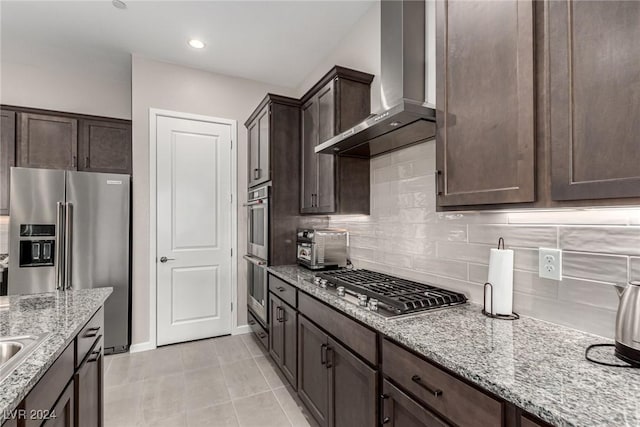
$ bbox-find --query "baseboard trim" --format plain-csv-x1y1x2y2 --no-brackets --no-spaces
232,325,251,335
129,341,156,353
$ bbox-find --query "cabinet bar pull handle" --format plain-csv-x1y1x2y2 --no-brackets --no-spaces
85,156,89,168
325,346,333,368
254,168,260,180
84,326,101,338
277,286,286,292
411,375,443,397
87,348,101,363
72,155,77,168
382,417,390,424
320,343,327,365
435,170,443,196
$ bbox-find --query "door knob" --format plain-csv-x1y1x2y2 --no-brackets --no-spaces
160,256,175,263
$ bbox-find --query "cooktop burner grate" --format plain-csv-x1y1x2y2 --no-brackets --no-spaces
317,269,467,314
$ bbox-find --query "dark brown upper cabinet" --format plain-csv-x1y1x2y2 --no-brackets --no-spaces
435,0,535,207
549,0,640,201
245,94,300,188
300,66,374,215
247,103,271,188
0,110,16,215
18,113,78,170
79,119,132,174
9,107,131,175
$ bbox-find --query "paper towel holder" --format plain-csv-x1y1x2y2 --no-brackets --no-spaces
482,282,520,320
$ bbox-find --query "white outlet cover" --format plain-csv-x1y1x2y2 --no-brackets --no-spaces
539,248,562,281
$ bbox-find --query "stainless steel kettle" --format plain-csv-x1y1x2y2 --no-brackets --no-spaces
615,281,640,366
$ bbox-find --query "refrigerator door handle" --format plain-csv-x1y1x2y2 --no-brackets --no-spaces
55,202,65,290
64,202,74,290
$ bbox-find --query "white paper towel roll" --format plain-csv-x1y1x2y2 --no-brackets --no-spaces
484,248,514,315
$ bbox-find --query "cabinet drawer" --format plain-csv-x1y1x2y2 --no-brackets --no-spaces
75,307,104,368
23,342,74,427
382,339,503,427
298,293,377,365
248,310,268,350
268,274,297,308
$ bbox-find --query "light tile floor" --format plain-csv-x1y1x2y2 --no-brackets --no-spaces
104,334,318,427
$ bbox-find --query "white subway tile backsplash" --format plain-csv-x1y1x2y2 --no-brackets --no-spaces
630,257,640,282
412,257,468,280
508,210,630,225
562,252,628,284
557,278,620,311
514,292,617,339
513,248,539,272
559,226,640,255
436,242,493,264
328,140,640,338
468,225,557,248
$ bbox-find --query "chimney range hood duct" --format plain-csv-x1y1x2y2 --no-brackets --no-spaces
315,0,436,158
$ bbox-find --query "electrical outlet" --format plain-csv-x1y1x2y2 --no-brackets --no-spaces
539,248,562,281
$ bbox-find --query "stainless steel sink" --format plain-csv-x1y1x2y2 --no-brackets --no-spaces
0,341,24,364
0,334,50,382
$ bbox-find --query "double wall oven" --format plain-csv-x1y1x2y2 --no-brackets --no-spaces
244,184,270,328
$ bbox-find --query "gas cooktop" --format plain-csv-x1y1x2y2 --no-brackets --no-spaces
316,269,467,317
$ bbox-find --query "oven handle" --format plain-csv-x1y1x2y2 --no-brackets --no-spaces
243,199,268,207
243,255,267,266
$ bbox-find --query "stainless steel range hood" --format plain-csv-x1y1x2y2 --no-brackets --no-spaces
316,0,436,158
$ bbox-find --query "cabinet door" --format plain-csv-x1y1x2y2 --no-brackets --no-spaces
328,338,376,427
298,315,329,427
257,105,270,185
74,342,103,427
281,301,298,388
0,110,16,215
78,119,131,174
301,99,318,213
18,113,78,170
316,81,336,213
436,0,535,206
549,1,640,200
43,379,75,427
382,380,450,427
248,119,259,187
269,294,284,367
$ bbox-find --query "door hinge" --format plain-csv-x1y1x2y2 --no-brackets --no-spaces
231,248,233,257
230,140,233,150
230,194,233,203
231,302,234,311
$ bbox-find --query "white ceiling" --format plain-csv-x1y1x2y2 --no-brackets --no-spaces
0,0,375,89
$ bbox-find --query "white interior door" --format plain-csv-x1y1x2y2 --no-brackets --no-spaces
156,115,233,346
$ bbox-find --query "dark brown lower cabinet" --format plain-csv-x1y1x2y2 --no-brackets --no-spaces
381,380,449,427
298,316,330,427
298,315,377,427
43,380,75,427
328,337,377,427
74,339,103,427
269,294,297,388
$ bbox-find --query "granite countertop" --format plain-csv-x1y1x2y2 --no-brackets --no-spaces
0,288,112,423
267,265,640,427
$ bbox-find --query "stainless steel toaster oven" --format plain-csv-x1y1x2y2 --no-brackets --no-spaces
296,228,348,270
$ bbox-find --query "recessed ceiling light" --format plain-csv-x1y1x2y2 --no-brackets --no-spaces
188,39,206,49
112,0,127,10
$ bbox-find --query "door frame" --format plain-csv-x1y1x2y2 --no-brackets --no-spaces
147,108,238,351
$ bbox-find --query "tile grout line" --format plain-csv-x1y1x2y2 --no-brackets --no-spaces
239,334,293,426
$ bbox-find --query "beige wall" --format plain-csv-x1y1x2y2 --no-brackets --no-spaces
0,55,131,119
131,55,294,346
295,2,381,110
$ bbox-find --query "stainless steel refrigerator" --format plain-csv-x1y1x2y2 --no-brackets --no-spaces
8,167,131,354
